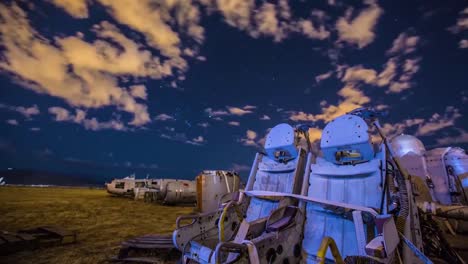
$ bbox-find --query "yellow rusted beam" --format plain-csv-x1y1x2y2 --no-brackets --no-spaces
316,236,344,264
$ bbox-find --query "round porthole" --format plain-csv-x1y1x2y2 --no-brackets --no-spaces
277,245,283,254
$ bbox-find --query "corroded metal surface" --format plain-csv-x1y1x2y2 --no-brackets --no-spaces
112,234,180,263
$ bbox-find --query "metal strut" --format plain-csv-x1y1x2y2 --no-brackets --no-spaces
316,236,345,264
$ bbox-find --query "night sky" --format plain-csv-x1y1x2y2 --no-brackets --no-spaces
0,0,467,182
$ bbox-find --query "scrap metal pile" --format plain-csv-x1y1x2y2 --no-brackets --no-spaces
112,108,468,264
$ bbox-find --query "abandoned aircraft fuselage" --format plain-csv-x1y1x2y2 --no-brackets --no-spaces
105,177,148,197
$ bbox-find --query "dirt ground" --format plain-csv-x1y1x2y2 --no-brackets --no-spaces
0,186,193,264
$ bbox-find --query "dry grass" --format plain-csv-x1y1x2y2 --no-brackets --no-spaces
0,186,193,264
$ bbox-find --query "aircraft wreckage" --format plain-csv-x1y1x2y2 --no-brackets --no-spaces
111,107,467,264
106,171,241,209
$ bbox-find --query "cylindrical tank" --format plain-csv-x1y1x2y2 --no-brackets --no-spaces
445,148,468,204
390,134,435,202
146,179,189,200
196,170,241,213
391,134,426,158
148,179,171,200
426,147,468,205
164,180,196,205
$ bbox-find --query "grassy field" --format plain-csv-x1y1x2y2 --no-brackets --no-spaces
0,186,193,264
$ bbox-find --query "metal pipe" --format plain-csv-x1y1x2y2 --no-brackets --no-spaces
374,121,410,234
418,202,468,221
301,152,313,197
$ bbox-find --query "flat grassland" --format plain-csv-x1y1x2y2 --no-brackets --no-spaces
0,186,193,264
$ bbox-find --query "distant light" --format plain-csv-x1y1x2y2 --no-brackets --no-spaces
7,167,13,170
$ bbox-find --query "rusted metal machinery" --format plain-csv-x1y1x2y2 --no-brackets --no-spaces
173,123,311,263
210,109,465,264
111,170,242,263
210,111,407,264
391,133,468,262
112,108,468,264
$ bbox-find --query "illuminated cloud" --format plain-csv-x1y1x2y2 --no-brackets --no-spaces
95,0,204,58
227,106,255,116
448,8,468,49
6,119,18,126
340,32,421,93
0,1,205,129
50,0,89,18
379,118,425,139
16,105,40,118
415,107,461,136
317,85,370,120
378,107,462,142
388,58,420,93
49,107,70,121
48,106,126,131
155,114,175,121
1,0,459,154
246,130,257,139
288,111,315,122
288,30,421,128
243,105,257,110
342,66,378,84
386,32,420,55
0,0,391,134
205,105,255,118
240,129,259,146
160,131,206,146
298,19,330,40
254,3,284,41
336,0,383,48
315,71,333,83
193,136,204,143
129,85,148,100
460,39,468,48
216,0,255,31
437,129,468,145
204,0,331,43
186,136,206,145
205,107,229,118
289,84,370,123
230,163,251,172
0,103,40,119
